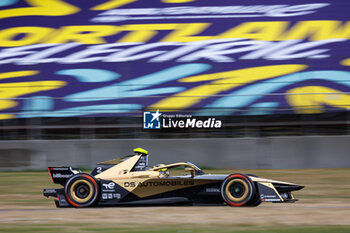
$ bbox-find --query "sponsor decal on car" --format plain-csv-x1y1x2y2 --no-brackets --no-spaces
102,192,121,200
206,188,220,193
260,194,281,202
124,180,195,187
52,173,73,178
102,182,115,190
51,167,70,171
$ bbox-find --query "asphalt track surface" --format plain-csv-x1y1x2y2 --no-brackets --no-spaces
1,202,350,226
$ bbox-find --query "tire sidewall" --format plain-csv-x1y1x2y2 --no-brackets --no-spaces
221,173,255,206
65,173,99,208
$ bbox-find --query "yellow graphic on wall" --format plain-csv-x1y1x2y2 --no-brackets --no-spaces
0,71,66,120
287,86,350,114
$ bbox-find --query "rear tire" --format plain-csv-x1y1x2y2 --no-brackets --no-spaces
65,173,99,208
221,173,256,207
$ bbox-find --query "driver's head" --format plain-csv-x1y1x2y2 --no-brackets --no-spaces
153,164,169,178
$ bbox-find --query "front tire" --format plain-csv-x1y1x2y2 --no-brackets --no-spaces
65,174,99,208
221,173,256,207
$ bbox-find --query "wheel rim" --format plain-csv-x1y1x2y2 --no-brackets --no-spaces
225,179,249,203
70,179,93,203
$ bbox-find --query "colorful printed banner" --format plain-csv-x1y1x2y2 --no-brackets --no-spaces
0,0,350,119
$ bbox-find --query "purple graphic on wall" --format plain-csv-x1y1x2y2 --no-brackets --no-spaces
0,0,349,119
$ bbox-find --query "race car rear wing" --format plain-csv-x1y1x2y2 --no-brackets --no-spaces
47,167,80,186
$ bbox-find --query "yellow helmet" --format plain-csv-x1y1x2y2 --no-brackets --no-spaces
133,148,148,155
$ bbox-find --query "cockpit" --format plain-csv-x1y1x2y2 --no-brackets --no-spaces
94,148,205,179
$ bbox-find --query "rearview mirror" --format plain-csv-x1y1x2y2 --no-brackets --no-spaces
185,167,195,177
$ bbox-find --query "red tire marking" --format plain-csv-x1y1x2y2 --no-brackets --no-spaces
81,174,98,188
223,174,252,207
226,174,250,182
65,174,97,208
66,195,82,208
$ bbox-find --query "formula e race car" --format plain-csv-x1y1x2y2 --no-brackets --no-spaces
43,148,304,207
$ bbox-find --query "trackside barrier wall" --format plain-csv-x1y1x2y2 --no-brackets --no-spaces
0,136,349,170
